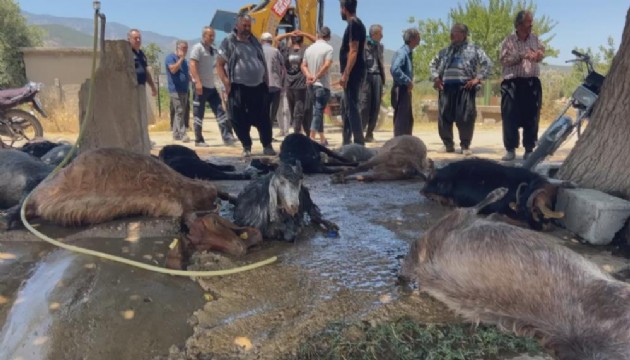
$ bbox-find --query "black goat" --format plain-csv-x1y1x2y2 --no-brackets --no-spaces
280,133,355,174
0,149,54,229
158,144,251,181
20,140,63,158
421,158,564,230
233,161,338,241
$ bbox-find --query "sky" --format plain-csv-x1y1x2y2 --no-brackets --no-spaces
18,0,628,65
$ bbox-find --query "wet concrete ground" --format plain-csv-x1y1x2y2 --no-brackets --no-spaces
1,127,628,360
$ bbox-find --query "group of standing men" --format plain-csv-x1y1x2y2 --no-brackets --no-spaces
139,1,544,160
429,10,545,159
337,2,544,160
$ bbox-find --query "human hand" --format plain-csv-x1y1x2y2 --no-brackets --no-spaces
306,76,316,85
464,78,480,90
195,82,203,96
224,83,231,96
407,82,414,92
150,85,157,97
176,49,185,59
433,78,443,91
339,74,348,89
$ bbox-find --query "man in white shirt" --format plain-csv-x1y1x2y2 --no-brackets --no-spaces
301,26,334,145
189,26,236,147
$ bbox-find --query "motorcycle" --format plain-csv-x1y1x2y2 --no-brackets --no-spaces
0,82,47,147
522,50,605,170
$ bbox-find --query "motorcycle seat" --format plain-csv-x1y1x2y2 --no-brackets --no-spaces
0,84,35,108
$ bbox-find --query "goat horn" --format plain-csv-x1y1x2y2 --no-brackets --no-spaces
534,196,564,219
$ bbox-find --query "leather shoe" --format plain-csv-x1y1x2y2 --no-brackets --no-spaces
501,151,516,161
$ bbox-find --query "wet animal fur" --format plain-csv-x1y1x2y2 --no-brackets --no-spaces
332,135,432,183
26,148,221,226
233,161,338,241
399,188,630,359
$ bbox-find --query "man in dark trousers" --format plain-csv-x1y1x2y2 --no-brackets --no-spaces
216,15,276,157
359,24,386,142
500,10,545,161
390,28,420,136
430,23,492,156
339,0,366,145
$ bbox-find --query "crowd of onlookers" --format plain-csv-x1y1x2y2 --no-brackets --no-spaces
128,0,545,160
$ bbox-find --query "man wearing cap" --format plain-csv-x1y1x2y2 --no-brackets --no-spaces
261,32,285,136
301,26,334,145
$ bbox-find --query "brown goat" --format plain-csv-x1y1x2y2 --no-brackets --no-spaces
399,188,630,360
25,148,223,226
331,135,433,183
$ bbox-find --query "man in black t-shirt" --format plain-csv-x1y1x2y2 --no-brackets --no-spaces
339,0,366,145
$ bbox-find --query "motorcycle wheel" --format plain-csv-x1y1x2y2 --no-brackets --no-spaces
0,109,44,145
522,136,557,170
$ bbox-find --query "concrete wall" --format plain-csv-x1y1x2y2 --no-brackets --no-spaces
21,47,157,126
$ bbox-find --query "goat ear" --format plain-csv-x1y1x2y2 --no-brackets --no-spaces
293,160,303,174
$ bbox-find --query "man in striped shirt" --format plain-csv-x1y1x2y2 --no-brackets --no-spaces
430,23,492,156
500,10,545,161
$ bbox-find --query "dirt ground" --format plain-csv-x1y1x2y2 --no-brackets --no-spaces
0,122,628,360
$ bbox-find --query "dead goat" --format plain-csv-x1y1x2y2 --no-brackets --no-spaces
332,135,433,183
279,133,355,174
399,188,630,360
158,144,251,181
233,161,338,241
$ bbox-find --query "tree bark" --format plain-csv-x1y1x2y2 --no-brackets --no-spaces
558,7,630,199
78,40,151,155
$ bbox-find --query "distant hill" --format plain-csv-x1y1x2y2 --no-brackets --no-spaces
39,24,94,48
24,10,396,67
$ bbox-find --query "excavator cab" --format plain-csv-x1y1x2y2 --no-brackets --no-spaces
210,0,324,41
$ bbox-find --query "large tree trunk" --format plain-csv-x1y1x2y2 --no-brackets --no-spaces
558,7,630,199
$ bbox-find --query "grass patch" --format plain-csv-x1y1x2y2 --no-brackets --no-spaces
285,317,543,360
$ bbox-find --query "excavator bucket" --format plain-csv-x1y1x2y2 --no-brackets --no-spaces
210,10,239,33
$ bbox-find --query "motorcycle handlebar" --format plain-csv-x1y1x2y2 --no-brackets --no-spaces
571,49,585,57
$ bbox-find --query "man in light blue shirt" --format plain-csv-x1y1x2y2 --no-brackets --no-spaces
390,28,420,136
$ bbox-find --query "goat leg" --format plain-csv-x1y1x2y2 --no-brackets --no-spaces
217,190,238,205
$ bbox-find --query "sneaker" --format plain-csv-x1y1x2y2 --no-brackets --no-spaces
223,137,236,146
263,146,277,156
440,145,456,153
242,148,252,157
181,135,190,143
523,151,533,160
461,148,473,156
195,142,210,148
501,150,516,161
320,139,329,146
365,134,375,143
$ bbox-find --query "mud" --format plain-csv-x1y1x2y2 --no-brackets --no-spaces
0,127,626,360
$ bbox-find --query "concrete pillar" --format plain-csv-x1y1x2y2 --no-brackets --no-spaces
78,40,151,155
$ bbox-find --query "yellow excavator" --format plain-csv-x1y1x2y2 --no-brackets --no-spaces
210,0,324,40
